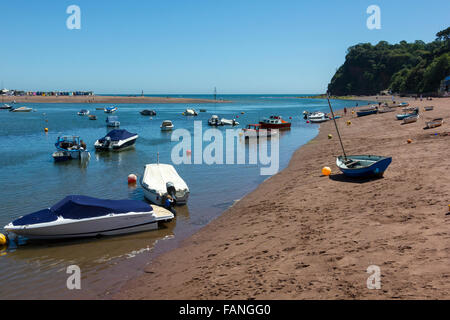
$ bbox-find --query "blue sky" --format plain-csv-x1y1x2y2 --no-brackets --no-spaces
0,0,448,94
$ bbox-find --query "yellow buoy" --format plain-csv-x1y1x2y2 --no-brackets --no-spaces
0,233,7,246
347,120,352,126
322,167,331,176
328,134,333,139
44,128,48,132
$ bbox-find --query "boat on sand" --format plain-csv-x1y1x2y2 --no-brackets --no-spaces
4,195,174,239
425,118,444,129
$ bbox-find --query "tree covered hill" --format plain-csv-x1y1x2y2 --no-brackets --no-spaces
327,27,450,96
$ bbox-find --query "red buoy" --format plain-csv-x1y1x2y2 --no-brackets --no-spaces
128,174,137,184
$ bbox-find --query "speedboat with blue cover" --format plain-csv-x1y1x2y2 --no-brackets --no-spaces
94,129,138,151
4,195,174,239
104,106,117,113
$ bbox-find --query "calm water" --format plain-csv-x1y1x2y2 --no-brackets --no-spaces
0,95,370,299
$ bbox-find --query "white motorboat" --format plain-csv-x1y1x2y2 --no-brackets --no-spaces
10,106,33,112
78,109,90,116
160,120,174,131
4,195,174,239
141,163,190,205
308,112,328,123
221,118,239,126
183,108,198,116
106,115,120,127
94,129,138,151
208,115,223,126
104,106,118,113
0,104,12,110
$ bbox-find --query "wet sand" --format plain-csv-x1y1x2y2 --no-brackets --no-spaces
2,95,226,104
114,97,450,299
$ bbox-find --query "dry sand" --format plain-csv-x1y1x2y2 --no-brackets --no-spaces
114,97,450,300
2,95,226,104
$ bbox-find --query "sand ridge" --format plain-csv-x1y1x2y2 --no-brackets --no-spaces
113,97,450,300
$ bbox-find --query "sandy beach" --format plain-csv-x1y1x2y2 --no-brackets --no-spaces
114,96,450,300
1,95,226,104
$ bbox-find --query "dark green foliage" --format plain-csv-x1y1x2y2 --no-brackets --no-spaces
328,27,450,95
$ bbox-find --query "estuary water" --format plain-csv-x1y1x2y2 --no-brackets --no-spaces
0,95,370,299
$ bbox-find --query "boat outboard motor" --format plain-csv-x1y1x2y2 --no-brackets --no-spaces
166,181,177,203
103,136,112,149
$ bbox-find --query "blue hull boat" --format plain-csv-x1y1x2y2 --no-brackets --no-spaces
336,155,392,178
357,109,377,117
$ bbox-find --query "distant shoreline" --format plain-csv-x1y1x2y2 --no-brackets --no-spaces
1,95,229,104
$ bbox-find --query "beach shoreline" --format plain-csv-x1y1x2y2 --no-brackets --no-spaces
111,96,450,300
1,95,228,104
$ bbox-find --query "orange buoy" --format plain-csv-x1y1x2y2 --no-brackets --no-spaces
322,167,332,176
407,139,412,144
128,174,137,184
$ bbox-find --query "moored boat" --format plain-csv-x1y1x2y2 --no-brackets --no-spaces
183,108,198,116
10,106,33,112
77,109,90,116
208,115,223,126
160,120,174,131
54,135,90,161
0,104,12,110
425,118,444,129
141,163,190,206
424,106,434,111
259,115,291,129
403,114,419,124
88,114,97,120
4,195,174,239
221,118,239,126
104,106,118,113
242,124,277,139
336,155,393,178
94,129,138,151
140,109,157,116
106,115,120,127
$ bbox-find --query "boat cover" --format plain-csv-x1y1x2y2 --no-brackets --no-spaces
12,195,152,225
106,116,119,121
99,129,137,142
141,164,189,194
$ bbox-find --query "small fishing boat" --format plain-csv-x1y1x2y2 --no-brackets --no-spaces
326,95,392,179
221,118,239,126
0,104,12,110
307,111,326,120
425,118,444,129
356,107,378,117
140,109,157,116
208,115,223,126
106,115,120,127
88,114,97,120
378,106,396,113
77,109,90,116
259,115,291,129
4,195,174,239
183,108,198,116
53,135,90,161
396,108,418,120
94,129,138,151
199,109,207,112
104,106,118,113
242,124,277,139
141,163,190,205
160,120,174,131
336,155,393,178
10,106,33,112
424,106,434,111
403,114,419,124
309,115,329,123
96,107,104,110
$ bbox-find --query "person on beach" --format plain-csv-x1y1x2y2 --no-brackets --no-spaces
344,107,347,115
165,195,176,214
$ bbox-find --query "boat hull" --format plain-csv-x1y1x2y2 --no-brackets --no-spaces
142,188,189,206
5,211,171,239
337,155,392,178
95,136,137,151
259,122,291,129
357,110,377,117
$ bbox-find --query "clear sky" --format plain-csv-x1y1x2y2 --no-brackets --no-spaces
0,0,448,94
